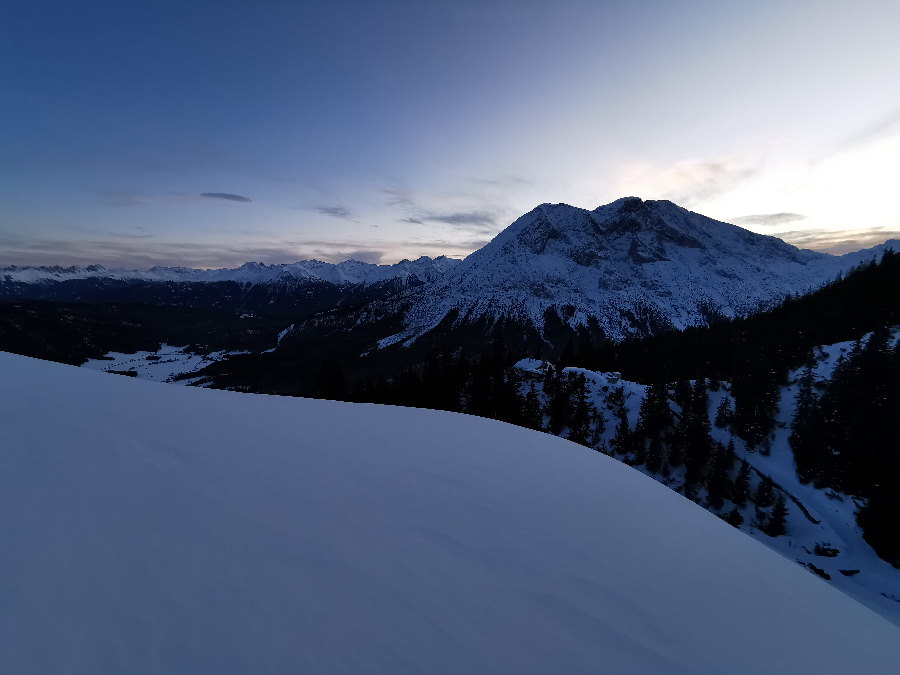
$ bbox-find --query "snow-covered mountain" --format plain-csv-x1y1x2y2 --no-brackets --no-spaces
380,198,894,346
3,350,899,673
0,255,460,286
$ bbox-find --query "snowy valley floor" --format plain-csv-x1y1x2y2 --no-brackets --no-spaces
2,351,900,673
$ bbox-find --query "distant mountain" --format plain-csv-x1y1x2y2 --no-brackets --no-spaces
0,256,462,319
3,197,896,379
375,198,893,348
0,255,460,286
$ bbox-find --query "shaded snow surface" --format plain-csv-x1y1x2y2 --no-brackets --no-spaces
2,352,899,674
81,344,236,383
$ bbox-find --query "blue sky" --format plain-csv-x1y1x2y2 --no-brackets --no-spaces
2,0,899,267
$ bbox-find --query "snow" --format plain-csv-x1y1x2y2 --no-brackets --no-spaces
393,198,891,345
512,357,546,375
2,351,899,673
81,344,237,383
723,329,900,621
548,336,900,626
0,256,461,286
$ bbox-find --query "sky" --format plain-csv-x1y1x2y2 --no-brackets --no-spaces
2,0,900,268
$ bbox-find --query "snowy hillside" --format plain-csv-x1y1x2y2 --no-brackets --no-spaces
384,198,892,346
0,255,460,286
515,333,900,624
2,352,899,673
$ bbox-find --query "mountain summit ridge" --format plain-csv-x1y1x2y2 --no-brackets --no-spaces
380,197,887,346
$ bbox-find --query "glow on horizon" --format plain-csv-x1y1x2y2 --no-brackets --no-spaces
2,0,899,268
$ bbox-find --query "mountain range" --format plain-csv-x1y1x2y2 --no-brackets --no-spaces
374,197,893,347
2,197,899,649
5,198,892,355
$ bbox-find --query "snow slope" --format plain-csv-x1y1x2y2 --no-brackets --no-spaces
0,255,460,286
388,198,892,344
520,347,900,625
2,352,899,674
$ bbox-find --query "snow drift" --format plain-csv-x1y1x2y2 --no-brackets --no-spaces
1,352,898,674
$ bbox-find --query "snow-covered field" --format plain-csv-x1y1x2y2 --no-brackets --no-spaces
81,344,238,384
2,351,899,673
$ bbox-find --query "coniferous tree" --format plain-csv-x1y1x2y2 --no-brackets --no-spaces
681,380,713,486
645,437,666,475
731,357,782,452
764,494,789,537
521,382,543,431
755,474,775,508
567,375,592,445
714,395,733,429
547,375,572,434
611,415,633,458
636,382,671,439
313,358,347,400
725,508,744,528
667,437,684,469
789,359,819,483
733,459,751,507
706,443,734,511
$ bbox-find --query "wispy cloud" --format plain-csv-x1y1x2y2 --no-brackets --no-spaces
380,186,503,235
833,108,900,155
100,190,151,207
468,175,532,188
730,212,806,227
200,192,252,202
421,211,498,228
0,230,478,269
380,188,416,209
317,205,357,221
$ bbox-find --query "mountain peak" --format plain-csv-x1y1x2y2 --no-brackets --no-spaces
385,197,885,345
596,195,645,211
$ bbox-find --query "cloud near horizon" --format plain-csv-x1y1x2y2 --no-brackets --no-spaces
0,229,483,270
775,227,900,254
200,192,252,202
730,212,806,227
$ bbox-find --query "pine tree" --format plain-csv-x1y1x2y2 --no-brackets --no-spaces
755,474,775,508
521,382,543,431
706,444,734,511
567,375,592,446
645,437,666,475
714,395,733,429
667,437,684,469
733,459,751,507
547,375,572,434
636,382,671,439
764,494,789,537
789,359,819,483
725,508,744,528
682,381,713,484
611,416,632,457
